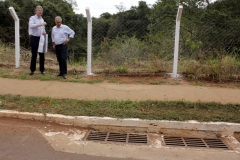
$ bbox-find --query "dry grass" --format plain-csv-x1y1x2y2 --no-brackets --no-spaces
1,44,240,88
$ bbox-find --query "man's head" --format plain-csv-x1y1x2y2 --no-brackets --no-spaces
55,16,62,28
35,6,43,17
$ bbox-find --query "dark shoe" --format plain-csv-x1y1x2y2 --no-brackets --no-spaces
29,72,34,75
56,73,62,77
41,71,45,75
62,74,67,79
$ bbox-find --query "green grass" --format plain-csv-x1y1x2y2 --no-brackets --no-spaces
170,82,181,85
194,81,205,87
237,83,240,88
0,68,104,84
0,94,240,123
115,66,128,73
150,80,166,85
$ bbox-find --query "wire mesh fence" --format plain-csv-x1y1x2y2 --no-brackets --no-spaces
89,1,240,77
0,0,240,81
179,12,240,61
91,8,176,74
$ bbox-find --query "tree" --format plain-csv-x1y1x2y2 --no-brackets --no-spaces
107,1,151,39
199,0,240,57
115,2,126,13
68,13,87,61
0,0,87,58
0,0,21,44
100,12,112,19
148,0,177,34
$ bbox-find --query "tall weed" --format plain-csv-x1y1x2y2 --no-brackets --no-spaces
98,36,146,66
182,55,239,82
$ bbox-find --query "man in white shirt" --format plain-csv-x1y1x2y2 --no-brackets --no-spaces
28,6,47,75
51,16,75,79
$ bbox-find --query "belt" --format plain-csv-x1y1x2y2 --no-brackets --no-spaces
30,35,40,38
55,44,64,46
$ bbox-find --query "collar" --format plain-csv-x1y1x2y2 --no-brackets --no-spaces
34,14,42,19
56,24,62,28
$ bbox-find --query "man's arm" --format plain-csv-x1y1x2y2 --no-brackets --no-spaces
63,26,75,45
66,26,75,38
29,17,46,29
51,28,56,49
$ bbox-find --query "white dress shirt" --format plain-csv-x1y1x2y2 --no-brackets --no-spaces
28,15,45,36
51,24,75,45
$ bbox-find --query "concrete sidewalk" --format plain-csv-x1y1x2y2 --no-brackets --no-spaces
1,77,240,104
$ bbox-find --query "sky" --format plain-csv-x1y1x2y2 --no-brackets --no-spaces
75,0,158,17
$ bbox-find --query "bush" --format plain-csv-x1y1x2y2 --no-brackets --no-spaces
99,36,146,66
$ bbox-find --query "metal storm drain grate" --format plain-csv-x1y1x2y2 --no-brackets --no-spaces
86,131,148,144
163,136,229,150
86,132,108,141
108,133,127,142
128,134,148,144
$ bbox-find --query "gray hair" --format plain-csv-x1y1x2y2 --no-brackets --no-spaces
35,6,43,12
55,16,62,22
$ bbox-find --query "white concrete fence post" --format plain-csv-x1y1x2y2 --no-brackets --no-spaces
171,5,183,78
9,7,20,68
85,8,93,75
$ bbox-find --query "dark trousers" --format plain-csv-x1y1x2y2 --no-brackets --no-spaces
30,36,45,72
55,44,68,75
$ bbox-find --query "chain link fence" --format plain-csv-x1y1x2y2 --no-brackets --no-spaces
91,12,176,74
1,1,240,81
90,3,240,79
179,12,240,60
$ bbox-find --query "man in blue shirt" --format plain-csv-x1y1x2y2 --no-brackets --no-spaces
51,16,75,79
28,6,47,75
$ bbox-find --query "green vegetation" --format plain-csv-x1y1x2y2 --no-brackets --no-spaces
0,94,240,123
0,0,87,59
1,1,240,81
115,66,128,73
0,68,106,84
1,0,240,62
181,56,240,82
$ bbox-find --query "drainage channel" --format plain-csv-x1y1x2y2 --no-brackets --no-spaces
85,131,231,150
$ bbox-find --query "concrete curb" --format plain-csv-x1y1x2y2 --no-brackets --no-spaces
1,110,240,136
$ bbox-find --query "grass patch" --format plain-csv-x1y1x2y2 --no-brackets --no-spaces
150,80,166,85
0,94,240,123
194,81,205,87
0,68,104,84
237,83,240,88
115,66,128,73
170,82,181,85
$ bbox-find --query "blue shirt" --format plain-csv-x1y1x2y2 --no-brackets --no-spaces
28,15,45,36
51,24,75,45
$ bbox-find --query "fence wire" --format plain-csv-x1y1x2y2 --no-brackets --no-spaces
1,1,240,78
91,11,176,73
90,4,240,74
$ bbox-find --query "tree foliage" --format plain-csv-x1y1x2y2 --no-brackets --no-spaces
0,0,240,62
0,0,86,58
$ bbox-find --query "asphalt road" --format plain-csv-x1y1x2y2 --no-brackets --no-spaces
0,118,135,160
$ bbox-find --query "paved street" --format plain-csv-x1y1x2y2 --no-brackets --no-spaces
0,117,239,160
0,118,133,160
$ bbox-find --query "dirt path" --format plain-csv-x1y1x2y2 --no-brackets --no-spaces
1,77,240,104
